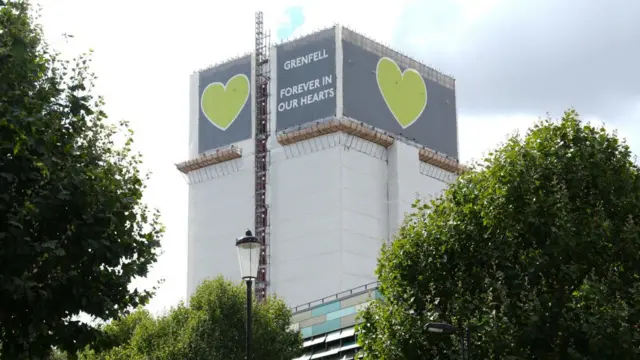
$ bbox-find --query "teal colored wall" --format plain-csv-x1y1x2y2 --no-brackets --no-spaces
290,289,382,339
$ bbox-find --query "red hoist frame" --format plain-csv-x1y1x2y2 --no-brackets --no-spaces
254,11,270,303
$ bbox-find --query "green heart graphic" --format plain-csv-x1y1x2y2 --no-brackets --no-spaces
200,74,250,131
376,57,427,129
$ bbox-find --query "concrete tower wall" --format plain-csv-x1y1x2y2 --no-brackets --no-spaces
185,55,256,297
267,137,453,306
186,150,254,296
268,134,388,307
387,141,453,240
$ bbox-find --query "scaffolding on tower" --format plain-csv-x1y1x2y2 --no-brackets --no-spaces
254,11,270,303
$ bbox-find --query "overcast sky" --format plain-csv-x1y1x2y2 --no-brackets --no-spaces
36,0,640,315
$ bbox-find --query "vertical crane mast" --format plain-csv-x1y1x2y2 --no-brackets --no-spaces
254,11,270,303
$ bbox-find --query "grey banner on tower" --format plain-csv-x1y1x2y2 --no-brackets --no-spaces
198,55,252,154
342,40,458,159
276,28,337,132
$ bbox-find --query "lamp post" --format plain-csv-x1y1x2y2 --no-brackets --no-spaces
425,322,472,359
236,229,261,360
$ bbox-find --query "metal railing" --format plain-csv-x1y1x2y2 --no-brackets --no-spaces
291,281,380,313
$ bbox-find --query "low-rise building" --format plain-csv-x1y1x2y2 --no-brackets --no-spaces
290,282,381,360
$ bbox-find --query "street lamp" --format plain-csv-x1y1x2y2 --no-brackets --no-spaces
425,322,472,359
236,229,261,360
426,322,458,334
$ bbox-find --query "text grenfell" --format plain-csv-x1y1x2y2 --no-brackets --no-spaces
283,49,329,70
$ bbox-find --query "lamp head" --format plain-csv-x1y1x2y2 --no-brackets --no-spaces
425,322,458,334
236,229,261,280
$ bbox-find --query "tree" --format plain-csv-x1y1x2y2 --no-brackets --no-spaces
76,309,154,360
0,1,163,358
79,277,303,360
181,278,302,360
358,110,640,359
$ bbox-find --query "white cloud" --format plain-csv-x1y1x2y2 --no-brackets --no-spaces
459,109,640,167
282,0,413,44
458,114,540,163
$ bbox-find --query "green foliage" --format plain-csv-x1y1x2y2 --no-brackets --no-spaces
0,1,163,358
49,349,69,360
78,277,303,360
358,110,640,359
101,308,154,349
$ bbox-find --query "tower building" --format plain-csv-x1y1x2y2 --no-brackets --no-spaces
177,19,464,309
